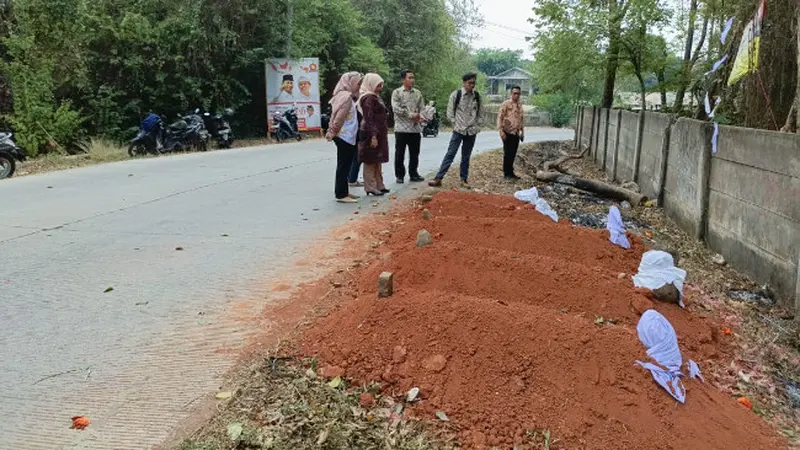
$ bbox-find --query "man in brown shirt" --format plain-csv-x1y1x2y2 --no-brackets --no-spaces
497,86,525,180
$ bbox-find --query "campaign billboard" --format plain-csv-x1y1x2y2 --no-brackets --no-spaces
266,58,321,131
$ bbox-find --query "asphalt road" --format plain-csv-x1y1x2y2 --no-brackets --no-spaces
0,127,573,449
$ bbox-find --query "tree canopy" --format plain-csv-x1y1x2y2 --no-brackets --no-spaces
0,0,482,155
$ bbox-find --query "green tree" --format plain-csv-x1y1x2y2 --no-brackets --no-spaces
474,48,523,76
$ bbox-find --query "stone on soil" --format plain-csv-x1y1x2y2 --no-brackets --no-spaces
651,283,681,305
416,229,433,247
712,253,726,266
422,354,447,373
378,272,394,297
359,392,376,407
422,209,433,220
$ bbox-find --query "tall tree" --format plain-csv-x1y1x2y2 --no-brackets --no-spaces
474,48,523,76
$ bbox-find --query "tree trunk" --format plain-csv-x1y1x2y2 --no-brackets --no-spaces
637,73,647,111
674,0,699,111
783,4,800,132
657,69,667,110
601,1,623,108
536,171,647,205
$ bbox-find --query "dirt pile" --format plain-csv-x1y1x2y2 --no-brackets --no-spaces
301,192,785,449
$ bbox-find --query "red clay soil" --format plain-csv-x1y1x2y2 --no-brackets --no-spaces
301,192,785,449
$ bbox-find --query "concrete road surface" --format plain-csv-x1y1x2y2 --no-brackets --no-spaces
0,127,572,449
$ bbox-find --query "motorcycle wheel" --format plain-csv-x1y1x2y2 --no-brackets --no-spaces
0,154,15,179
128,143,146,157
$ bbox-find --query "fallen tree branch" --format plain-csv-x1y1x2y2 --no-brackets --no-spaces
543,146,590,173
535,171,647,206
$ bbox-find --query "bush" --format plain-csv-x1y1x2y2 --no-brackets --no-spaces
532,92,574,128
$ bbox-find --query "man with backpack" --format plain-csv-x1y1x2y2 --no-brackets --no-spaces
429,73,483,187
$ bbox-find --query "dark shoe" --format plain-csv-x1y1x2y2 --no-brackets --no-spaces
380,188,391,193
396,178,405,184
428,179,442,187
410,175,425,182
366,191,385,196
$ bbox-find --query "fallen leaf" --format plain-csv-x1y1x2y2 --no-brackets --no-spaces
316,422,334,445
435,411,450,421
722,327,733,336
175,246,184,251
221,234,229,237
327,376,342,389
594,316,605,325
135,301,149,306
70,416,90,430
227,422,243,441
645,231,654,238
216,391,233,400
305,368,317,379
738,396,753,409
103,287,114,293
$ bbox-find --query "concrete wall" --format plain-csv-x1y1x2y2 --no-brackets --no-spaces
575,106,800,309
580,107,595,150
707,125,800,303
605,111,621,177
595,109,610,167
638,112,673,200
662,118,710,239
481,111,552,128
616,111,640,182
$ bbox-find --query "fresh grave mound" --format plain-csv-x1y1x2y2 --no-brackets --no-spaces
301,192,784,449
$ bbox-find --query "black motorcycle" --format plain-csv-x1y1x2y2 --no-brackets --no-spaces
321,106,331,134
270,109,302,142
129,110,209,157
0,132,25,179
172,109,210,152
202,108,235,149
422,112,440,138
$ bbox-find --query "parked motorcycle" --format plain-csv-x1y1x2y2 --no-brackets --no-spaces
270,109,302,142
321,106,331,134
422,118,439,138
202,108,235,149
0,132,25,179
129,110,209,157
129,113,165,157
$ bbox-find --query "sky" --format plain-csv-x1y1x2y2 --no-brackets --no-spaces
472,0,537,58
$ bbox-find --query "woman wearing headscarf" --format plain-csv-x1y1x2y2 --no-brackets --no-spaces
357,73,390,196
326,72,363,203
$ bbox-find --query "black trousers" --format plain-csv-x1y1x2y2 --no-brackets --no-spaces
503,134,520,176
334,138,356,199
394,132,421,179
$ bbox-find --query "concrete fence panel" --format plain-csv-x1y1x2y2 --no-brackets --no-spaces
662,118,711,239
595,109,610,167
638,112,674,200
616,110,640,182
707,125,800,304
581,107,595,150
605,111,621,177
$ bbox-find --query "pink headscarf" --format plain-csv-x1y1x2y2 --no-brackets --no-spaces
330,72,362,104
357,73,385,114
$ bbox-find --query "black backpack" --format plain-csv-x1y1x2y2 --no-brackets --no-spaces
454,89,481,114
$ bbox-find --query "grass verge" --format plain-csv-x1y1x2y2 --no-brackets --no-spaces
16,139,133,177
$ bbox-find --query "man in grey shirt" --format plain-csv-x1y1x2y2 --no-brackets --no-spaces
391,70,425,183
429,72,482,187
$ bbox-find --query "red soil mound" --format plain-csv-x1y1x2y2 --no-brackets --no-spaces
301,192,784,449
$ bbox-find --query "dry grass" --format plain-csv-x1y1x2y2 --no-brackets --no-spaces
16,138,133,177
180,347,456,450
